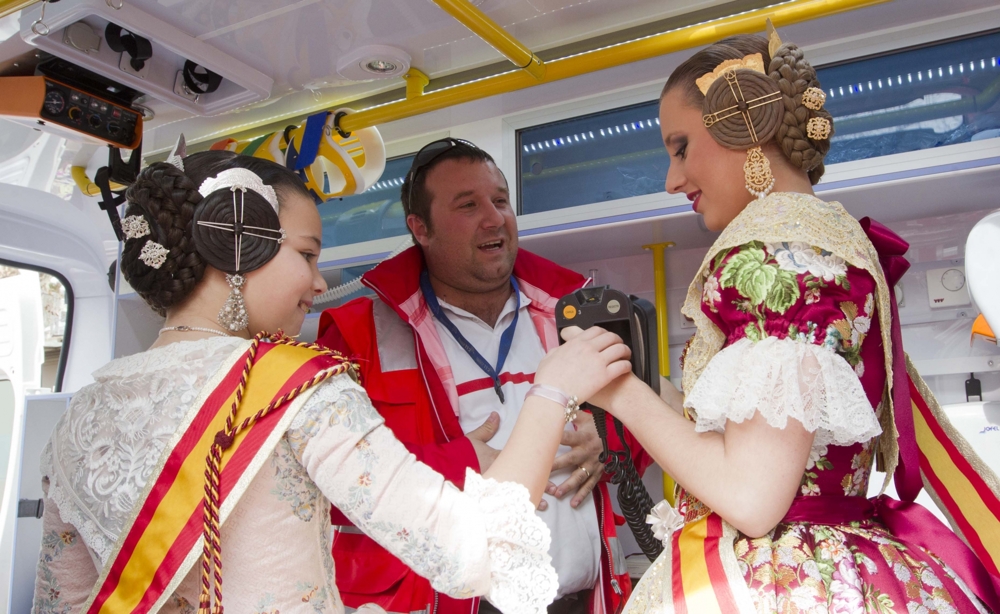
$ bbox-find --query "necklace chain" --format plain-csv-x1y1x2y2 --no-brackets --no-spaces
158,325,231,337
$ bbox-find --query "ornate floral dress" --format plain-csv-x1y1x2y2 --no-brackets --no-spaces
624,194,991,614
33,338,557,614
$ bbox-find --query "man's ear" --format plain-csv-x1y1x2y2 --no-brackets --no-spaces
406,214,431,247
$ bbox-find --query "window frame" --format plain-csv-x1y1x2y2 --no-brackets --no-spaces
0,258,74,394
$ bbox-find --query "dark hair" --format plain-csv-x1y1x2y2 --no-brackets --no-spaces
118,151,310,316
662,34,833,184
400,143,497,237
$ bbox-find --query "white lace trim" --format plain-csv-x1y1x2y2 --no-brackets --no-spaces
685,337,881,449
462,471,558,614
44,338,248,563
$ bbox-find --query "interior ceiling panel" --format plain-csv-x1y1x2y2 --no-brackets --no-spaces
107,0,731,118
41,0,985,151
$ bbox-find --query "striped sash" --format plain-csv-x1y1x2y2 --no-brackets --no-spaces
671,514,742,613
83,339,355,614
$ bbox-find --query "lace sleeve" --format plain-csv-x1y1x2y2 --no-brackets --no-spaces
684,337,881,447
287,375,557,613
689,241,884,448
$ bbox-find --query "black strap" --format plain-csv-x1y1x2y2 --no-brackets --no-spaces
591,404,664,561
104,24,152,72
95,166,126,241
182,60,222,95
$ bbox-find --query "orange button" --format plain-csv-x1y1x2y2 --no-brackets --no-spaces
562,305,577,319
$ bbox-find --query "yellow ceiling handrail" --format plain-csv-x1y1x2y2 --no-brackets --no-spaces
0,0,39,19
339,0,889,135
432,0,545,80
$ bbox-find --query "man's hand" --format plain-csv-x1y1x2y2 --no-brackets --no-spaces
547,413,604,508
467,412,501,474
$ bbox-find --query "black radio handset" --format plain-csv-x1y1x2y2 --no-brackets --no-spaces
556,285,664,561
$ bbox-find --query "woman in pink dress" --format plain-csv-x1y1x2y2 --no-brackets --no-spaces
582,25,1000,613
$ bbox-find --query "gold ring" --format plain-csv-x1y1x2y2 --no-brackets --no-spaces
578,465,591,479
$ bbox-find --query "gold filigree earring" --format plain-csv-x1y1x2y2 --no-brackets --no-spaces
744,146,775,200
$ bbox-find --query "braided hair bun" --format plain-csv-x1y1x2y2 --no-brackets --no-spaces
663,33,833,185
768,41,833,185
118,150,311,317
120,162,205,316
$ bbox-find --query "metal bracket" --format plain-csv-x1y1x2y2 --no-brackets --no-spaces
18,498,44,519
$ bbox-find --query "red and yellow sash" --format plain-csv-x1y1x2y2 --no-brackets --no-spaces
671,514,743,613
908,363,1000,581
83,338,355,614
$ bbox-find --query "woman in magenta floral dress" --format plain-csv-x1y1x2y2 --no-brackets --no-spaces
574,26,1000,614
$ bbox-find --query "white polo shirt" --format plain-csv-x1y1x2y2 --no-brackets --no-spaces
432,290,602,598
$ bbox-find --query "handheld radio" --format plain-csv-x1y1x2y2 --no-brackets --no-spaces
556,286,664,561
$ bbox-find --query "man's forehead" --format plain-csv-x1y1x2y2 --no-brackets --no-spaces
424,158,508,197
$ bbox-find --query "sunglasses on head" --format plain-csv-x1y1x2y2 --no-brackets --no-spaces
405,138,479,207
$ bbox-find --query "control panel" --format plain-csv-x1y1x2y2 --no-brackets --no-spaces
0,76,141,149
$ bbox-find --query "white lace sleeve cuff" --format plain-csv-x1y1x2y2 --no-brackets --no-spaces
461,470,558,614
684,337,881,447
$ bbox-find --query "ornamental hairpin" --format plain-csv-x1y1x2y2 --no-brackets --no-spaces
695,53,767,96
121,215,150,240
139,241,169,269
165,134,187,172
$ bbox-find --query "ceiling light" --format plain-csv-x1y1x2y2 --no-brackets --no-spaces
365,59,398,74
337,45,411,81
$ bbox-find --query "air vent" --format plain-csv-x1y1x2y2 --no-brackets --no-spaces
20,0,272,116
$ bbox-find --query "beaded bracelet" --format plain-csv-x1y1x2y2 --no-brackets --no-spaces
525,384,580,423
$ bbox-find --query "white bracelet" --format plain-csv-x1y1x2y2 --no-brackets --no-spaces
525,384,580,423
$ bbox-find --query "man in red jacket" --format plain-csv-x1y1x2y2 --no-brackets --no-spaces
317,138,650,614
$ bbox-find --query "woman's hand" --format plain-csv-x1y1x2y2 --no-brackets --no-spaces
536,326,632,403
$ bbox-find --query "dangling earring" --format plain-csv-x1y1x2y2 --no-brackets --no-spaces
219,273,249,332
744,146,775,200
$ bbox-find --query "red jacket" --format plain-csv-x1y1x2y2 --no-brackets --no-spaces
317,246,651,614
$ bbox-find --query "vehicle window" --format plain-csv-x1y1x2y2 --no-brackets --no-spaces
517,30,1000,215
317,154,416,250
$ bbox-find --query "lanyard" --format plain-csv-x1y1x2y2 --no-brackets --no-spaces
420,270,519,403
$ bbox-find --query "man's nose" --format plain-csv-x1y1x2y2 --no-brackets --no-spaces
481,200,505,228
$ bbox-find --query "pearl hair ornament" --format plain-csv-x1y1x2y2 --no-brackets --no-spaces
139,241,169,269
121,215,151,240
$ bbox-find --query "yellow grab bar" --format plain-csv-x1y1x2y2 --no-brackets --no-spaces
431,0,545,80
338,0,889,135
0,0,38,19
644,241,676,505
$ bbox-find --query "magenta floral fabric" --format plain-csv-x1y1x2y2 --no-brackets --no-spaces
688,241,989,613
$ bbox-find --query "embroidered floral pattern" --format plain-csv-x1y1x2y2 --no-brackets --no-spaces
665,241,987,614
270,438,321,522
735,522,977,614
33,528,79,614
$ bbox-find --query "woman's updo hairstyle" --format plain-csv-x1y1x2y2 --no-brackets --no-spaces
663,31,833,185
119,150,310,315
